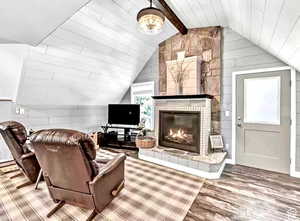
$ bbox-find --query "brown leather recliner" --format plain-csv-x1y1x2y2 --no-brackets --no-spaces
0,121,40,188
30,129,126,221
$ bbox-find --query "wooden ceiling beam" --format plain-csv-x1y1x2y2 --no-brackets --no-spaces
149,0,188,35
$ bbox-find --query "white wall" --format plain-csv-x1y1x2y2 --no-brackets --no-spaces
0,101,13,162
0,44,28,100
0,101,108,162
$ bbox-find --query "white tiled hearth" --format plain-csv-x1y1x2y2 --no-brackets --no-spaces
138,95,227,179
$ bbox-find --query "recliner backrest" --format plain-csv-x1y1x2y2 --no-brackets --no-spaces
30,129,96,194
0,121,27,164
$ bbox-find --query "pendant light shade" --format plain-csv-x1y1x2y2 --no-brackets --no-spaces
137,0,165,35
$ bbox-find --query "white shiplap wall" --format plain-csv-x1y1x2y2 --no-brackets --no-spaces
17,0,177,106
0,101,108,162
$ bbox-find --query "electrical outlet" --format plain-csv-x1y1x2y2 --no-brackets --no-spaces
16,107,25,115
225,143,229,149
20,108,25,115
225,110,230,117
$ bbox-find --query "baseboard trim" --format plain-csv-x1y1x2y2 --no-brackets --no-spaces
225,159,235,165
291,171,300,178
139,154,226,179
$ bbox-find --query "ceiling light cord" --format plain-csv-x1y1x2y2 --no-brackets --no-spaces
150,0,153,8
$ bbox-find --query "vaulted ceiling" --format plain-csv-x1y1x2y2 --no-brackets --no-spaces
1,0,300,105
0,0,92,45
166,0,300,72
13,0,177,105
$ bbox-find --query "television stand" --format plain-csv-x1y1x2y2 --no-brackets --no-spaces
100,125,142,150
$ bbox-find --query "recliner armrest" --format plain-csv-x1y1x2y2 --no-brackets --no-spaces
90,153,126,185
89,153,126,212
21,152,35,160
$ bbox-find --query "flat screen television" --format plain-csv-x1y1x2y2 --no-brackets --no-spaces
108,104,140,125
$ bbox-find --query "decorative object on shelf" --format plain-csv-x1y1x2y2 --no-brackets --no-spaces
137,0,165,35
138,118,146,130
136,136,156,149
209,135,224,152
168,51,192,95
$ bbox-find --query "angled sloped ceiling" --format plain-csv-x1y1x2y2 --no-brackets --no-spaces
0,0,92,45
16,0,177,105
222,0,300,72
0,45,28,101
9,0,300,106
165,0,300,72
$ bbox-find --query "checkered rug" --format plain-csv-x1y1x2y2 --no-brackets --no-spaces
0,150,204,221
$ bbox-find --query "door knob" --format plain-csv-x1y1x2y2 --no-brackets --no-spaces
237,122,242,127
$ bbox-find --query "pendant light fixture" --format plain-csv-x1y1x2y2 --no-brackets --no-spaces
137,0,165,35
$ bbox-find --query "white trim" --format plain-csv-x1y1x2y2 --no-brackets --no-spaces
139,153,226,179
130,81,155,104
292,171,300,178
290,68,299,177
231,66,299,178
225,158,235,165
131,81,155,129
232,66,291,75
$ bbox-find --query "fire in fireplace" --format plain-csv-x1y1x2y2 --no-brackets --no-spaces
159,111,200,153
166,128,193,145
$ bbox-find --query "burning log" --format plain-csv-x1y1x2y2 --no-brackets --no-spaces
165,128,193,145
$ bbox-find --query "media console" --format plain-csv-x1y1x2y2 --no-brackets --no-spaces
99,125,142,150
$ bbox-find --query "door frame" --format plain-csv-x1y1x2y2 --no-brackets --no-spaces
231,66,299,177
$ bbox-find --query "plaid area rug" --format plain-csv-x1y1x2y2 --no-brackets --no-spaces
0,150,204,221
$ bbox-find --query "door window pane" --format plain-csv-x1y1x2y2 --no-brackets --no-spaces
244,76,280,124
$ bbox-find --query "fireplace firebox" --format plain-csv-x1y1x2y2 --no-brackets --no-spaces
159,111,200,153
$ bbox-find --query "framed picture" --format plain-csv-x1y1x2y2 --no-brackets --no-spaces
210,135,224,150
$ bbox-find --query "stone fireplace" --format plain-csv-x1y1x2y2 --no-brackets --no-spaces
159,110,200,153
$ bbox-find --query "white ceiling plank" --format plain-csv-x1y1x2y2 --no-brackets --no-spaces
279,18,300,60
199,0,219,27
0,0,91,45
260,0,285,49
270,1,300,55
211,0,228,26
165,0,195,28
220,0,232,27
16,0,177,105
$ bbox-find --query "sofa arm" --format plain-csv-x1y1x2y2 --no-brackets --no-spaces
89,153,126,212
